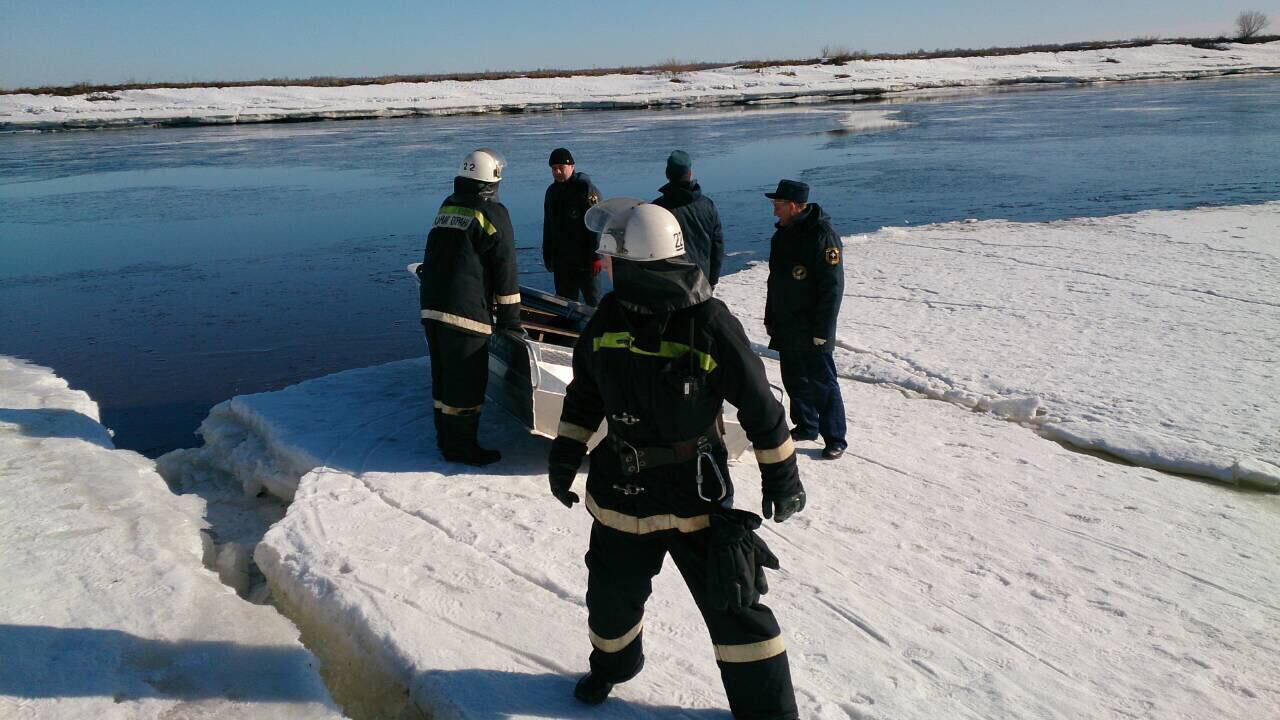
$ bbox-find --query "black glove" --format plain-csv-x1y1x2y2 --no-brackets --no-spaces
548,436,586,508
762,489,806,524
707,510,782,611
549,467,578,508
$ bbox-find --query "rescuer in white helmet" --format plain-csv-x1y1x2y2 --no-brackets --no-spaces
418,148,522,466
548,199,806,717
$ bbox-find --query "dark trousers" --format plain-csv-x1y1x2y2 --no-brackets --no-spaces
423,320,489,438
779,347,846,447
585,522,798,720
553,267,601,307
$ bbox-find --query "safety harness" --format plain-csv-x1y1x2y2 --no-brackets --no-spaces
607,431,728,503
598,313,729,502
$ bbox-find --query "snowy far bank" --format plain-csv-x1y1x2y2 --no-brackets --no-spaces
159,354,1280,719
4,41,1280,131
0,356,342,719
720,202,1280,490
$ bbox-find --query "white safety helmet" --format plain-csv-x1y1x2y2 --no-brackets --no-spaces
585,199,686,262
458,147,506,183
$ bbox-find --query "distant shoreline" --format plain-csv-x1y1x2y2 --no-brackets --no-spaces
4,39,1279,132
8,34,1278,97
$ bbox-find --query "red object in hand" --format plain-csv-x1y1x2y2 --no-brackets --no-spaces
591,258,603,276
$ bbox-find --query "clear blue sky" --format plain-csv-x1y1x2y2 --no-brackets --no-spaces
1,1,1272,88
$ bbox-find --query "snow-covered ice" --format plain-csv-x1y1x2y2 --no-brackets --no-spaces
153,203,1280,718
0,356,341,719
10,201,1280,719
719,202,1280,490
4,41,1279,131
158,342,1280,719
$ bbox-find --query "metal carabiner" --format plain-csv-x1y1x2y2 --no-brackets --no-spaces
694,439,727,503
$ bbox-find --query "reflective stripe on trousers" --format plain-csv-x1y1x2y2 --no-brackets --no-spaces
583,519,797,718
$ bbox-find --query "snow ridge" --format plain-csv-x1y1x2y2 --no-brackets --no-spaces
718,203,1280,490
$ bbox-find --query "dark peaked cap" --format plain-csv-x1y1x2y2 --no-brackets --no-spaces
765,179,809,204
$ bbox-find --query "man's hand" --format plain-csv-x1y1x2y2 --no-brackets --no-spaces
813,337,827,347
762,490,806,523
591,257,603,276
549,466,579,508
547,435,586,508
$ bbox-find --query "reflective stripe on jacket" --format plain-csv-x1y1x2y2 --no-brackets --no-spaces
558,294,801,526
420,177,521,336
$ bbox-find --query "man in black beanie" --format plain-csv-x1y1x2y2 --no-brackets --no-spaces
653,149,725,289
543,147,603,305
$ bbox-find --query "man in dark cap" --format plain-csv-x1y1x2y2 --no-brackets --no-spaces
653,150,725,289
543,147,603,305
763,179,847,460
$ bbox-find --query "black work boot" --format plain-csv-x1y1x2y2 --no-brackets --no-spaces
822,441,847,460
442,414,501,466
573,673,614,705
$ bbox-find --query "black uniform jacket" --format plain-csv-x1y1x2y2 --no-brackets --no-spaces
419,177,521,336
557,294,802,532
653,180,725,287
543,172,601,272
764,203,844,352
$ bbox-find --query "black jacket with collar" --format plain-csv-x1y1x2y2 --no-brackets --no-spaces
557,292,802,523
764,203,844,352
653,179,725,287
543,171,601,272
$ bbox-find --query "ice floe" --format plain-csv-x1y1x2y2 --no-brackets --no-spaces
0,357,340,719
156,338,1280,718
8,201,1279,719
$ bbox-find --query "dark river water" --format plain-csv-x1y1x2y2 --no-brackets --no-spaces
3,75,1279,456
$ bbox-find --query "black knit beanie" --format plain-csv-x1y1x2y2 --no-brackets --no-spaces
549,147,575,166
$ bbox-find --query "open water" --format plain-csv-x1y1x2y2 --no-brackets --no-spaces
2,75,1278,455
